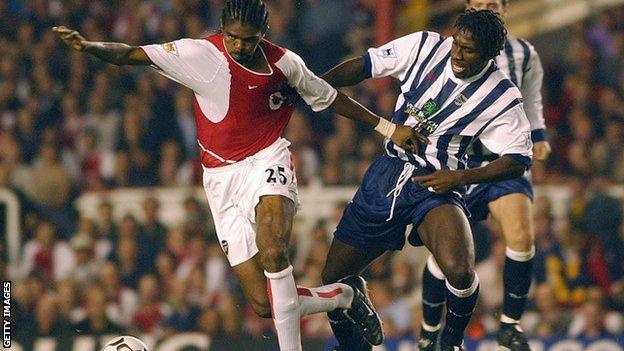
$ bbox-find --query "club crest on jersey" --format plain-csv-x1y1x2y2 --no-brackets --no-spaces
454,94,467,106
376,45,396,58
422,99,439,117
269,91,285,110
163,42,179,56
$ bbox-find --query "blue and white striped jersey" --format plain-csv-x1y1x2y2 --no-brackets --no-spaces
364,31,533,171
469,35,546,165
495,36,544,136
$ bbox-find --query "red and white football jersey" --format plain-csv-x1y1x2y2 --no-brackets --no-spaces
142,34,337,168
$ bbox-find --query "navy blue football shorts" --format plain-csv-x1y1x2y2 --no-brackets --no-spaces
464,176,533,225
334,155,469,251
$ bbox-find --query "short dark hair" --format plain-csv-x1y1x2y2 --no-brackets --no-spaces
454,9,507,60
221,0,269,32
465,0,509,6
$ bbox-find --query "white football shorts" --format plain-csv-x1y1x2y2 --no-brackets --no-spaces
202,138,299,266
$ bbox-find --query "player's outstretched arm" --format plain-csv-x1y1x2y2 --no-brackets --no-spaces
52,26,152,66
321,57,367,88
329,91,429,153
413,156,528,194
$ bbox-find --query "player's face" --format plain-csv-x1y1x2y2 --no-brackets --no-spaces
222,20,265,64
450,30,488,79
466,0,506,16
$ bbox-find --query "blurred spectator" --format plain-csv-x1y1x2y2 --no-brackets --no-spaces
181,196,214,235
31,142,75,231
73,283,123,335
98,261,138,328
524,283,572,337
475,239,505,313
68,233,99,285
95,201,118,242
163,280,201,334
132,274,171,334
158,140,194,186
57,279,85,324
568,288,613,338
591,117,624,183
0,134,34,199
141,196,167,264
111,236,143,289
283,109,320,186
83,92,120,153
75,216,112,261
171,89,197,160
369,280,411,337
34,293,70,338
20,221,74,282
571,176,624,295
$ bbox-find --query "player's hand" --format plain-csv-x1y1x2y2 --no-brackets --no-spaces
391,125,429,154
412,169,464,194
52,26,88,51
532,140,551,162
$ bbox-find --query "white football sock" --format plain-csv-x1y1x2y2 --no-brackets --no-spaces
296,283,354,316
265,266,302,351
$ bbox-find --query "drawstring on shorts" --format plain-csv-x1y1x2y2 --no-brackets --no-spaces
385,162,415,221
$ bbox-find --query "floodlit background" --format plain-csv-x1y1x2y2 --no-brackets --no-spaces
1,0,623,350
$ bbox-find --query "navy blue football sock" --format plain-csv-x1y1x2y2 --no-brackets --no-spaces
422,262,446,328
502,246,534,322
441,277,479,346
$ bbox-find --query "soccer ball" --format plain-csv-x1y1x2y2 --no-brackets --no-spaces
101,336,148,351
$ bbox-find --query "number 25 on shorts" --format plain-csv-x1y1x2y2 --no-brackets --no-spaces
265,165,289,185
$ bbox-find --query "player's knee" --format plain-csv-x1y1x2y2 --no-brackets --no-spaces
445,269,474,290
439,259,474,289
504,230,534,252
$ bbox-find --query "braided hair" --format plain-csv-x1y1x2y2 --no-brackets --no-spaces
465,0,509,7
221,0,269,33
454,9,507,60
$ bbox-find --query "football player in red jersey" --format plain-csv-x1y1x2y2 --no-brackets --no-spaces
53,1,427,349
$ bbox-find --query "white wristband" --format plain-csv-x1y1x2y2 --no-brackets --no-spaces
374,118,396,139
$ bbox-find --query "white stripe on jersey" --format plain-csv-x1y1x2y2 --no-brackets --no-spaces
495,36,532,89
471,36,544,168
366,32,531,171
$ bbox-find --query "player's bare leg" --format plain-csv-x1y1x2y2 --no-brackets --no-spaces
253,195,301,350
488,193,534,351
252,195,360,350
322,238,386,351
231,248,357,318
417,204,478,351
232,255,273,318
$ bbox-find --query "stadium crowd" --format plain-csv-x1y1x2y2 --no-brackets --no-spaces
0,0,623,346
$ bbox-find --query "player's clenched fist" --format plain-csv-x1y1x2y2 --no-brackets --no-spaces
390,124,430,154
532,140,551,161
52,26,88,51
412,169,464,194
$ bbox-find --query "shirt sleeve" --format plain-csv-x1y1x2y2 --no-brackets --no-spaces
479,104,533,165
521,45,546,141
141,39,225,95
275,50,337,112
365,31,435,81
